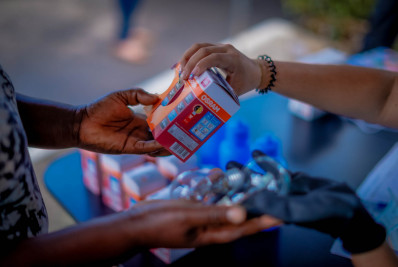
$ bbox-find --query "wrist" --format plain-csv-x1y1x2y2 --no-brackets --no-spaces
251,58,263,93
124,208,150,248
73,105,86,149
255,55,277,94
255,59,269,90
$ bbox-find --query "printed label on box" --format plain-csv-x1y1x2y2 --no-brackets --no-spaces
147,64,239,162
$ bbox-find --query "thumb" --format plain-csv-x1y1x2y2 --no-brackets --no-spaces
121,88,160,106
188,205,247,226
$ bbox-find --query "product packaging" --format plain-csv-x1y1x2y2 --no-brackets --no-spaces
147,64,240,162
79,149,102,195
99,154,146,211
122,163,168,208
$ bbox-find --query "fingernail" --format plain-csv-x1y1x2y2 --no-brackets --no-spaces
189,67,199,80
226,207,245,224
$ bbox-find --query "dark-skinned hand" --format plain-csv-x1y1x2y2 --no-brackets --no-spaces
77,88,169,157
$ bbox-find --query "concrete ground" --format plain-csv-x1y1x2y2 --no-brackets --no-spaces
0,0,285,105
0,0,332,232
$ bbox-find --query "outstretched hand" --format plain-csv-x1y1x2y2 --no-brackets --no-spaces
179,43,261,96
77,88,169,156
127,199,279,248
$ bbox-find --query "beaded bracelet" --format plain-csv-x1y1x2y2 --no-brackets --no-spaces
256,55,277,94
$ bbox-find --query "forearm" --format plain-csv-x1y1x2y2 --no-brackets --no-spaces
1,213,140,267
16,94,83,148
351,242,398,267
258,61,398,128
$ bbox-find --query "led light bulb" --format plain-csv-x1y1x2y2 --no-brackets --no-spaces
170,170,213,202
246,154,290,195
170,155,291,205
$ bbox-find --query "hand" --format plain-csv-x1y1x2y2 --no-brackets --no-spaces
77,89,169,156
126,199,280,248
179,43,261,96
241,152,386,254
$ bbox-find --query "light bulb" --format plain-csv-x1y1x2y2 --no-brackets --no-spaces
246,154,290,195
170,156,290,205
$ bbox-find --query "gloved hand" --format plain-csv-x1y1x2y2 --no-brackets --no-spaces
231,151,386,254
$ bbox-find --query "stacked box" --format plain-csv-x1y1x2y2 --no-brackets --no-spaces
156,154,198,180
79,149,102,195
122,163,168,208
100,154,145,211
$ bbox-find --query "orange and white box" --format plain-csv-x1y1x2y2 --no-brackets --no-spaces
99,154,145,211
147,65,240,162
122,163,168,209
156,154,198,180
80,149,102,195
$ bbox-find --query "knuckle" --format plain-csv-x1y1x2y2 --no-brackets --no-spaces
209,53,221,61
193,43,204,50
135,88,145,95
224,43,233,49
198,47,210,56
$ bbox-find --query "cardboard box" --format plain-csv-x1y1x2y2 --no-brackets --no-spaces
150,248,194,264
147,65,240,162
122,163,168,208
79,150,102,195
156,155,198,180
99,154,146,211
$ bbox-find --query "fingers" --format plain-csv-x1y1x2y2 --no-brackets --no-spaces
198,215,282,245
147,148,171,157
186,205,247,226
119,88,160,107
179,43,215,71
179,43,236,80
231,215,281,237
181,48,230,80
257,215,283,228
128,140,165,154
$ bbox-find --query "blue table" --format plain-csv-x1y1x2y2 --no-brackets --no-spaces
44,93,398,266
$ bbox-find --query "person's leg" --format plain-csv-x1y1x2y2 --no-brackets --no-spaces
118,0,142,40
115,0,153,63
361,0,398,51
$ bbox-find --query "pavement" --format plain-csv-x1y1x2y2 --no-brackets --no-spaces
0,0,285,104
0,0,332,232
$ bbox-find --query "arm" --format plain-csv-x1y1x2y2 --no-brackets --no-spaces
271,62,398,128
1,200,273,267
3,212,141,267
17,94,80,149
351,242,398,267
17,89,168,155
179,43,398,129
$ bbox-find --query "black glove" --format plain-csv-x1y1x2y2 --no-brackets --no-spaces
231,151,386,254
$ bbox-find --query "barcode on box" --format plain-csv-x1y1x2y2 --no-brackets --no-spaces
168,124,198,151
170,142,189,160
